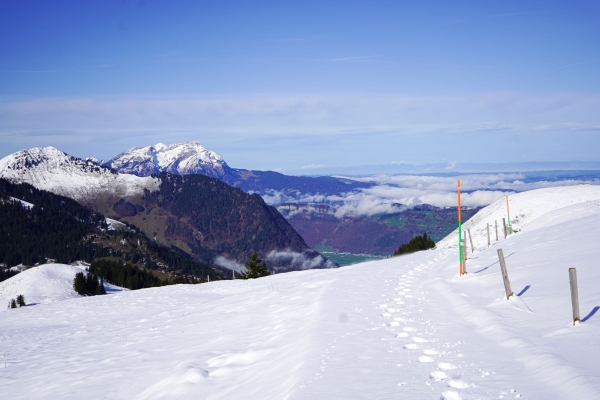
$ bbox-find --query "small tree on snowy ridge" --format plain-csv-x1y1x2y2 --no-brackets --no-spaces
239,253,270,279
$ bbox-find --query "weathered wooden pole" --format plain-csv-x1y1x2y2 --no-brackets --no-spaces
207,275,210,283
468,228,474,253
457,180,463,276
487,223,491,247
232,270,235,280
462,231,468,275
497,249,512,299
502,218,507,239
569,268,581,325
506,196,512,235
495,220,499,242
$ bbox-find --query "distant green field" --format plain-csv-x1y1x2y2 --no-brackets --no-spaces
314,245,387,266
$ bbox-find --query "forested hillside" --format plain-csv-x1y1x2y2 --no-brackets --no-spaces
0,178,106,266
0,178,227,281
147,172,309,258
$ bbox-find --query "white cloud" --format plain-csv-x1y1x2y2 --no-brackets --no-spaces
266,249,337,271
2,92,599,165
260,173,600,219
2,92,599,141
300,164,327,170
214,256,246,272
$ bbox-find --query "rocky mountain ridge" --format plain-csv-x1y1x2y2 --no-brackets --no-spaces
0,146,159,203
102,142,371,196
104,142,237,181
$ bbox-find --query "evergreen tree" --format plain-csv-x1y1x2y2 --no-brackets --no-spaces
95,279,106,295
85,272,98,294
10,298,17,308
73,272,87,295
239,253,270,279
16,294,25,307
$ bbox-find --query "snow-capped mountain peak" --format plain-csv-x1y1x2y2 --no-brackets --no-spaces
0,146,159,202
0,146,108,176
105,141,234,179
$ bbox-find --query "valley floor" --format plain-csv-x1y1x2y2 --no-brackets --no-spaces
2,193,600,399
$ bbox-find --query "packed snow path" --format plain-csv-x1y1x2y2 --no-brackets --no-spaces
1,187,600,399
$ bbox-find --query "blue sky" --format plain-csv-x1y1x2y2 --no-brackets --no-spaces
1,1,599,173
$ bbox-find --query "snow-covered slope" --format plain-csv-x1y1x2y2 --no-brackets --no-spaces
105,141,234,179
0,263,123,307
0,147,159,202
1,186,600,399
437,184,600,250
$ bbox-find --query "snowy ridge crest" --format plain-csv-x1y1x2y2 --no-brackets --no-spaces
105,141,232,179
436,184,600,250
0,146,159,202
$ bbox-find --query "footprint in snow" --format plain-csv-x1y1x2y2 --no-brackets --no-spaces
418,356,434,363
404,343,420,350
447,379,469,389
430,371,447,381
412,337,428,343
438,362,458,370
440,390,462,400
396,332,409,338
403,327,418,332
423,349,440,355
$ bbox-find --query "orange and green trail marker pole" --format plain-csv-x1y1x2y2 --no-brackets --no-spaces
506,195,511,235
458,180,463,276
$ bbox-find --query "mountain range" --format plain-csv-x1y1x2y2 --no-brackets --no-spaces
0,142,499,263
0,146,333,272
102,141,371,195
97,142,486,257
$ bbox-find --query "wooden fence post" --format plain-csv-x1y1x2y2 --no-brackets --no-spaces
468,228,474,253
462,231,467,275
502,218,507,239
569,268,580,325
495,220,499,242
461,240,467,273
487,223,491,247
207,275,210,283
497,249,512,299
232,270,235,280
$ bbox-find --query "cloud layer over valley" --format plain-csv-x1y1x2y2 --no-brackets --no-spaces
265,173,600,218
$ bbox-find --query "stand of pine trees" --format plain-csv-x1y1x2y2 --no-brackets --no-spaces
393,233,436,256
0,178,227,281
0,179,106,266
89,260,194,290
73,271,106,296
7,294,26,309
0,268,19,283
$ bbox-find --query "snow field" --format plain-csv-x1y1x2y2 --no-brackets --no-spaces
1,185,599,399
0,263,123,307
